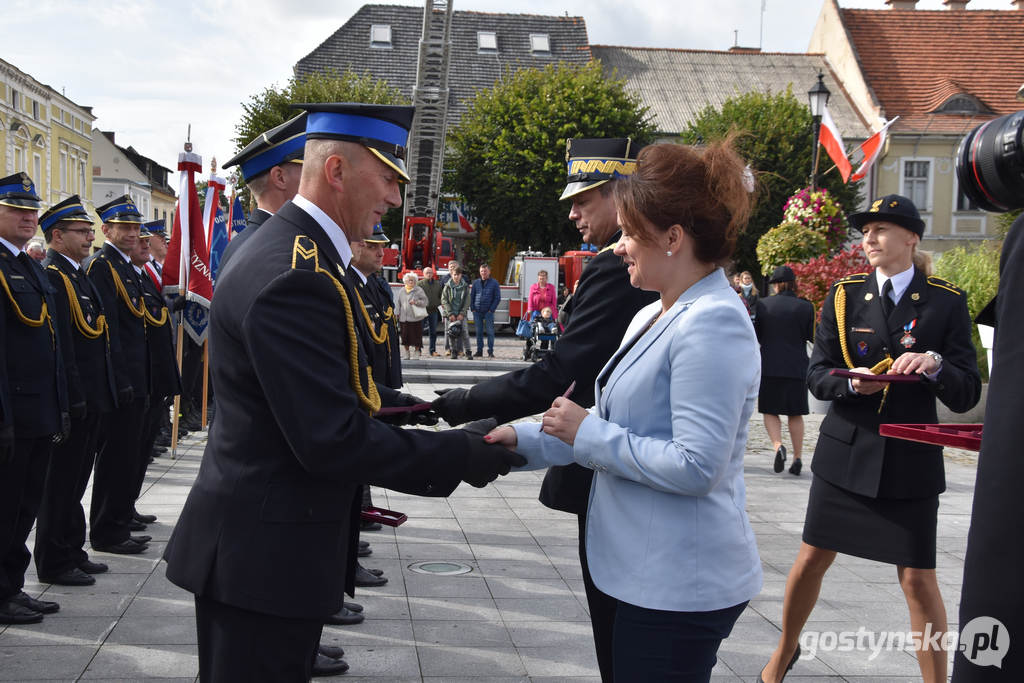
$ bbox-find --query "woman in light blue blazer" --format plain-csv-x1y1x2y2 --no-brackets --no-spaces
487,140,763,681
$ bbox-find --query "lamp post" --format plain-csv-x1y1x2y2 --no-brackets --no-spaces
807,71,831,190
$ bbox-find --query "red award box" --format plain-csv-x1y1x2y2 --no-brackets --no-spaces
360,506,408,527
879,423,983,452
830,369,924,384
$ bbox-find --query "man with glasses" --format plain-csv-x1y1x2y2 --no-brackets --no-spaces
35,197,118,586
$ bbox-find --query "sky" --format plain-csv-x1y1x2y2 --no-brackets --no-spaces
3,0,1011,180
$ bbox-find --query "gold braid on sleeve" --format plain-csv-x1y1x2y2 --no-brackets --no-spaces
48,266,108,340
0,268,55,348
834,283,893,412
353,290,389,345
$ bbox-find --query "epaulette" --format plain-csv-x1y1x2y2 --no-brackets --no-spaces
291,235,320,272
85,252,105,275
927,275,964,296
832,273,869,288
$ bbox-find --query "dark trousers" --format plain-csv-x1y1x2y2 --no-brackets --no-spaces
132,396,169,504
181,336,204,417
579,513,618,682
195,593,322,682
35,412,102,576
90,398,147,546
0,437,52,600
612,599,747,682
425,310,440,353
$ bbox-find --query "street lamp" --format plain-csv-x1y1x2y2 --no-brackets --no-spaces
808,71,831,190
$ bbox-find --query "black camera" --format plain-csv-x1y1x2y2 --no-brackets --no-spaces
955,110,1024,213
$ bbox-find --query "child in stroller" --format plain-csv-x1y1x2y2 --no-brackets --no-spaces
446,318,472,359
521,307,560,362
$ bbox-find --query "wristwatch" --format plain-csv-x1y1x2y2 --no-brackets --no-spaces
924,350,943,369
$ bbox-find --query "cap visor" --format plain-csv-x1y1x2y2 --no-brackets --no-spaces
368,148,410,183
560,179,609,201
106,215,145,224
0,197,42,210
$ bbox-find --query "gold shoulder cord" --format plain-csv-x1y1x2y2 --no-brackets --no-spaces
0,268,55,348
292,236,381,413
106,261,146,319
47,265,108,340
834,283,892,412
143,296,169,327
353,289,389,345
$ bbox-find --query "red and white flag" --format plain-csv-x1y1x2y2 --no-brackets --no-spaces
819,105,852,183
164,150,214,343
850,117,898,183
455,205,475,233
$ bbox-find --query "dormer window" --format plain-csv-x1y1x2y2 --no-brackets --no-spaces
477,31,497,53
370,24,392,48
530,33,550,54
935,93,989,115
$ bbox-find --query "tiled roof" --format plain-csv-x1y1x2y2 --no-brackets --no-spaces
841,8,1024,134
294,4,591,126
591,46,869,139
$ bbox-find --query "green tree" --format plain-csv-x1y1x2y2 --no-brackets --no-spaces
233,70,409,233
680,88,862,274
448,61,655,250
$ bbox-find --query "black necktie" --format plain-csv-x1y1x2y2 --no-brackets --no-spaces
881,279,894,318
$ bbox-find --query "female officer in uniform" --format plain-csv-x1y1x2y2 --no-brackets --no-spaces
759,195,981,683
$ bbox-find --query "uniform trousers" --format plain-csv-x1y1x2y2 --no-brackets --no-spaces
133,396,169,505
579,512,618,682
195,593,323,683
0,437,52,600
90,398,147,546
35,412,102,576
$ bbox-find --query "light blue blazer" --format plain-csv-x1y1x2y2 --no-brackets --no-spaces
514,268,763,612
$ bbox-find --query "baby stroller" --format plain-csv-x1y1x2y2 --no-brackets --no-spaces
517,311,559,362
446,318,469,359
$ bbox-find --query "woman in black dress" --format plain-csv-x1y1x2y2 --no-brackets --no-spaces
759,195,981,683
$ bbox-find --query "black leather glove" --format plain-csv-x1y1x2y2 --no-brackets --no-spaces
432,387,474,426
459,418,527,488
171,295,187,312
52,412,71,445
0,424,13,465
118,386,135,406
396,393,440,427
70,401,87,421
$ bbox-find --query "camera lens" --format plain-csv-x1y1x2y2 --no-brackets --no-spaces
955,110,1024,213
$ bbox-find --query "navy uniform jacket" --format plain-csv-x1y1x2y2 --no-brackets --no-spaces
808,268,980,499
351,268,402,389
463,232,657,514
87,244,149,397
0,248,67,437
218,208,269,273
42,249,116,415
138,268,182,399
754,291,815,379
163,201,474,620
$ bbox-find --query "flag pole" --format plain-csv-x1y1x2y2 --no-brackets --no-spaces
170,131,193,459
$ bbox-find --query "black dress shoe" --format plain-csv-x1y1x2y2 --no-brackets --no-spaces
360,520,382,531
93,540,148,555
367,566,384,577
358,540,369,549
789,459,802,476
130,535,152,544
311,653,349,677
343,601,362,613
128,519,148,531
324,606,365,625
155,433,171,447
357,545,372,557
0,599,43,624
40,567,96,586
79,559,109,574
354,564,387,587
11,591,59,614
318,644,345,659
134,511,157,524
773,445,787,473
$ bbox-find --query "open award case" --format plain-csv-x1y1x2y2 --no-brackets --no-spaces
360,506,408,527
879,424,983,452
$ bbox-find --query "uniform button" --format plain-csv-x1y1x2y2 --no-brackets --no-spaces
425,484,434,492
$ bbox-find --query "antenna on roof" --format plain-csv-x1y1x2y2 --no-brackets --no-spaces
733,29,739,47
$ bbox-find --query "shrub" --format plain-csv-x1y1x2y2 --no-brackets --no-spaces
788,244,870,320
756,221,828,275
782,187,850,253
934,242,1001,380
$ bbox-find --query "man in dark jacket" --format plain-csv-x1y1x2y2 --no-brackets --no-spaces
433,137,655,681
162,103,523,681
418,265,442,356
470,263,501,358
35,196,117,587
753,265,815,475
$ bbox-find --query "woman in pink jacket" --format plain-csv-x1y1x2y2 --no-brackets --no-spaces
526,270,557,320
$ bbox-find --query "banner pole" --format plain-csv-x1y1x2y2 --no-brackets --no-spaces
171,313,185,459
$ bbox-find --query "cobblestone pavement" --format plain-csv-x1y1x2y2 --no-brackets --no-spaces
0,355,979,681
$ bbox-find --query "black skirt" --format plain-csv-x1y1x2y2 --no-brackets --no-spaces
758,377,809,416
802,475,938,569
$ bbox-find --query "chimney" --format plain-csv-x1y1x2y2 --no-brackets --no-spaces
1014,0,1024,10
885,0,919,8
943,0,969,9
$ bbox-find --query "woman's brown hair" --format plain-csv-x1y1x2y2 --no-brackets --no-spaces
614,137,753,265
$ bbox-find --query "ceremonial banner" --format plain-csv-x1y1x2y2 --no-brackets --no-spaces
209,203,228,282
164,151,213,343
228,195,247,237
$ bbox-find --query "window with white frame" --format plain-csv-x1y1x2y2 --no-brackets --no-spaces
32,101,40,120
14,146,25,173
33,154,41,186
60,149,68,191
370,24,392,47
79,159,87,194
477,31,497,52
901,159,931,212
12,90,21,112
529,33,550,53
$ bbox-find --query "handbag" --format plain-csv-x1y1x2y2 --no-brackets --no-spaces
411,302,428,320
516,318,533,339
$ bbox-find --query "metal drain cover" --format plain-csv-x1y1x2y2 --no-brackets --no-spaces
408,561,473,576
